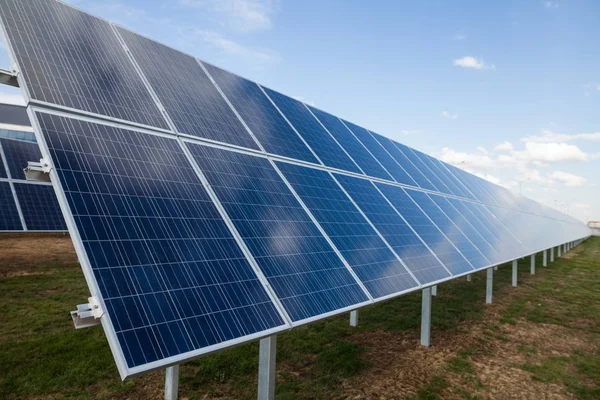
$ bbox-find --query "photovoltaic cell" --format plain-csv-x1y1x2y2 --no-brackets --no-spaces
0,0,168,130
308,106,392,180
186,143,370,322
334,173,449,285
409,148,473,199
13,183,66,231
429,157,476,200
277,162,419,299
0,182,22,230
262,88,361,173
1,138,41,180
393,143,452,195
34,111,285,374
202,63,318,164
116,28,259,150
376,183,473,276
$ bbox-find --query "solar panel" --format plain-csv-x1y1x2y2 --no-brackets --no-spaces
376,183,474,276
185,142,371,323
1,138,42,180
32,110,287,377
0,0,168,130
261,88,361,173
277,161,419,299
0,181,22,230
13,183,66,231
307,106,392,180
115,27,260,150
0,146,6,179
202,63,319,164
392,144,453,195
334,173,450,285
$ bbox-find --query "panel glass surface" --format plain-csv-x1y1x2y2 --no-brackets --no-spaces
277,162,419,299
376,183,473,276
35,111,285,373
1,138,41,180
404,189,490,269
0,181,21,230
410,148,474,199
428,157,476,200
0,0,168,130
186,143,369,322
392,143,453,194
334,174,449,284
117,28,259,150
202,63,318,164
13,183,66,231
342,121,416,186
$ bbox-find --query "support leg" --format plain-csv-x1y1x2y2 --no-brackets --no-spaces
421,288,432,347
258,336,277,400
486,268,493,304
494,266,498,271
530,254,535,275
551,247,555,262
543,249,547,267
431,285,437,296
512,260,518,287
349,310,358,327
165,365,179,400
466,274,472,282
558,245,562,257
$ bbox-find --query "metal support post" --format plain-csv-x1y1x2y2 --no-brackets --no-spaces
486,268,493,304
558,245,561,257
494,266,498,271
530,254,535,275
512,260,518,287
431,285,437,296
543,249,547,267
350,310,358,327
551,247,555,262
258,336,277,400
165,365,179,400
466,274,472,282
421,287,432,347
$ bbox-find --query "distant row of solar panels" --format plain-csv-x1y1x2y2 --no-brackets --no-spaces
0,0,590,379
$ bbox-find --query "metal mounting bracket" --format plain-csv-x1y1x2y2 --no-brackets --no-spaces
0,67,19,88
71,296,104,329
24,158,51,182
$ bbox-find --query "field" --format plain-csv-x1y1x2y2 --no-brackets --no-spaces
0,234,598,399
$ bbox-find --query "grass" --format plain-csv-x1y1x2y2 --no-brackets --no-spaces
0,236,599,399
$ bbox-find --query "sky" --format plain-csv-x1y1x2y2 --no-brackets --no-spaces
0,0,598,223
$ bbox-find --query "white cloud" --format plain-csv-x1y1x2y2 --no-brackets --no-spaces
550,171,587,187
441,110,458,120
453,33,467,41
179,0,277,32
544,1,559,8
522,129,600,143
494,141,514,152
523,142,589,162
399,129,420,135
0,91,25,106
453,56,495,70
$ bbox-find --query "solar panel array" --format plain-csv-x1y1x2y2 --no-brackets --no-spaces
0,0,590,379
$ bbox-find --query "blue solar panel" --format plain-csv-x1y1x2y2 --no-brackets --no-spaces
334,173,449,285
342,121,417,186
202,63,319,164
34,111,286,375
0,149,6,179
116,28,260,150
404,189,490,270
1,138,41,180
13,183,66,231
277,162,419,299
1,0,168,130
376,183,473,276
429,157,477,200
0,182,22,230
185,143,370,322
392,144,453,195
261,88,361,173
307,106,392,180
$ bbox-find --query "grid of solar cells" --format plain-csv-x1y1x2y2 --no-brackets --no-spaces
0,182,21,230
376,183,473,276
410,148,474,199
0,0,168,130
0,128,35,142
485,206,546,252
0,138,41,180
394,144,454,195
371,134,436,191
35,111,285,371
262,88,361,173
116,28,259,150
277,161,419,299
307,106,392,180
202,63,318,164
427,194,504,265
429,157,476,200
342,121,417,186
334,173,449,284
13,183,66,230
0,148,6,179
467,202,524,250
404,189,490,269
185,143,370,322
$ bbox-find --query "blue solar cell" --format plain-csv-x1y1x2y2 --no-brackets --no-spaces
0,148,6,179
277,162,419,299
35,111,286,374
116,28,259,150
202,63,319,164
186,143,370,322
13,183,66,231
334,173,449,285
342,121,417,186
392,143,453,195
428,157,476,200
376,183,473,276
261,89,361,173
0,182,22,230
1,138,41,180
404,189,490,270
307,106,392,180
1,0,168,130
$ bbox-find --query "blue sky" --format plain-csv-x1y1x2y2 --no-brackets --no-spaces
0,0,598,222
